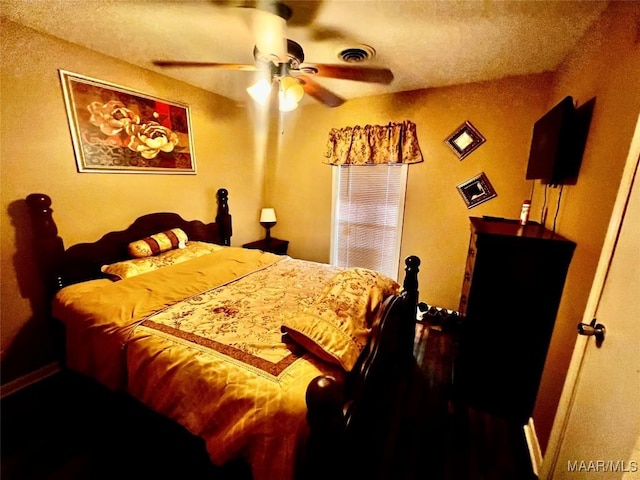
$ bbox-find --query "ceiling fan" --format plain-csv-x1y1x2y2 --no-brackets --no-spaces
151,1,394,110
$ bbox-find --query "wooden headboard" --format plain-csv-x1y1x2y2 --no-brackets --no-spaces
26,188,232,291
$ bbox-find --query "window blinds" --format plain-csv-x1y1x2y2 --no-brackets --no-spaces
331,164,408,280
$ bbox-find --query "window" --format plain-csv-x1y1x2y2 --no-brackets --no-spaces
330,164,408,280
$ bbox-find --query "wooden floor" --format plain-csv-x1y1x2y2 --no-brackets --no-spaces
1,319,536,480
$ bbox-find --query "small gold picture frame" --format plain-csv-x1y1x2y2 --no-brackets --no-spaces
445,121,486,160
456,172,497,209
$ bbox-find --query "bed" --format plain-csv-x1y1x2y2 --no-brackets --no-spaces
26,188,422,480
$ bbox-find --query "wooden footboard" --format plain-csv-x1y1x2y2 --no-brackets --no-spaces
301,256,421,479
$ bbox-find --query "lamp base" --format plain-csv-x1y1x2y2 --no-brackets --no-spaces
261,221,276,241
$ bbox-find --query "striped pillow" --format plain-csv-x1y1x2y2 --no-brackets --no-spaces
127,228,188,258
103,241,223,280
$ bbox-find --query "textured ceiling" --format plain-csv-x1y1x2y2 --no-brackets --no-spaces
3,0,609,107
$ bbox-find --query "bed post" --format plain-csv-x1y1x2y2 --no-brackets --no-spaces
216,188,232,246
25,193,65,296
297,375,346,479
402,255,420,356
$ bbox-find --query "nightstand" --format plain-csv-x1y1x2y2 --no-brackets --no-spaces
242,237,289,255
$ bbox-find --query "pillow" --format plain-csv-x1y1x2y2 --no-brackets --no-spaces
281,267,400,371
127,228,189,258
102,241,223,280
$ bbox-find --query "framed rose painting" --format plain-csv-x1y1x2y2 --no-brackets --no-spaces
59,70,196,174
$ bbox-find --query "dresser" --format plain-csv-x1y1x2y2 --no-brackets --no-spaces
453,217,576,424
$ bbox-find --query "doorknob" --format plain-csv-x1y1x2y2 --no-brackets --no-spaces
577,318,606,347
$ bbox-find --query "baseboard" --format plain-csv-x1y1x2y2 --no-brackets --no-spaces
0,362,61,399
524,417,542,477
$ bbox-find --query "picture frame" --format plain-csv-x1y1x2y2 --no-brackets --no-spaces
445,121,486,160
456,172,497,208
59,70,196,174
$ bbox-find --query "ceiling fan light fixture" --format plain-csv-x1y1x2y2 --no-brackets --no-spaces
278,93,298,112
278,79,303,112
247,78,272,105
278,76,304,111
280,76,304,103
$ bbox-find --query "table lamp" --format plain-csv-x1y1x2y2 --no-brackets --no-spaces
260,208,277,241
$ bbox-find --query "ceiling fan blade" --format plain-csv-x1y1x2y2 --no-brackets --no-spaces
311,65,394,84
250,6,288,60
297,75,345,108
283,1,322,27
152,61,257,71
231,1,318,27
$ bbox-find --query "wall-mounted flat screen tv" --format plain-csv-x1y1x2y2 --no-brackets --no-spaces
526,96,594,186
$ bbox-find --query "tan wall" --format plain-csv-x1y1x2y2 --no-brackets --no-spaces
273,73,554,309
532,1,640,453
0,20,264,384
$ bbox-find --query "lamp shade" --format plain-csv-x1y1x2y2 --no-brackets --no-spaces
260,208,276,223
280,76,304,103
279,76,304,112
247,78,272,105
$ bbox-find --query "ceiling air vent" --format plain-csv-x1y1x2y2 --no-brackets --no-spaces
338,45,376,63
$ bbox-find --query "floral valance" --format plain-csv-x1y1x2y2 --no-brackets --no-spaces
324,120,424,166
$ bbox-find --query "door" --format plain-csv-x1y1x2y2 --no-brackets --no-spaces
540,118,640,479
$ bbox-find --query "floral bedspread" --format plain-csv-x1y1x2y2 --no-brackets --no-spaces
51,246,395,480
